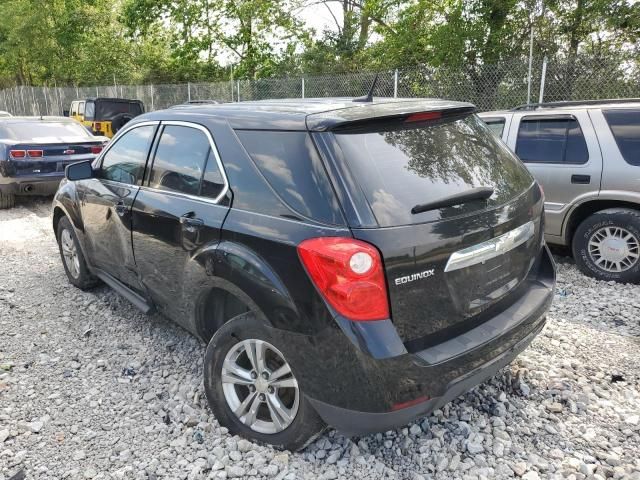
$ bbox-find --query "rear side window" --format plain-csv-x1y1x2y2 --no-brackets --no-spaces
332,114,533,227
516,116,589,164
149,125,214,197
482,117,505,137
235,130,343,225
603,109,640,166
101,125,155,185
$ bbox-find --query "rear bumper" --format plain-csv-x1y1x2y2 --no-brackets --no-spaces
303,244,555,435
309,318,544,435
0,174,63,195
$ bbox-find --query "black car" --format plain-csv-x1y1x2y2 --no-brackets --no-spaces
52,98,555,450
0,116,106,209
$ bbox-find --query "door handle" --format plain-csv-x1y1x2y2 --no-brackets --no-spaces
115,201,127,216
571,174,590,184
180,213,204,232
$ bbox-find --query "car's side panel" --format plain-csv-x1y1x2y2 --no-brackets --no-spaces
505,110,603,236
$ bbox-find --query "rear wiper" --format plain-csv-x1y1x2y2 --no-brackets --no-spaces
411,187,494,215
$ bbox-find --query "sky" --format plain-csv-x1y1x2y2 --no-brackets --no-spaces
296,2,343,37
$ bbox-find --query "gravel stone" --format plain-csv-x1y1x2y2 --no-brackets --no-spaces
1,198,640,480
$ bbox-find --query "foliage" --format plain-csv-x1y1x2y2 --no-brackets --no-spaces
0,0,637,87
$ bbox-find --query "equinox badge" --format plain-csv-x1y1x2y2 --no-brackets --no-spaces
395,269,435,286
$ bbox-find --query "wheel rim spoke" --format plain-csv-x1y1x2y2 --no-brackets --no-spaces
220,339,299,435
588,225,639,273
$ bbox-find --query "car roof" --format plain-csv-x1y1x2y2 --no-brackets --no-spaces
0,116,77,123
75,97,143,104
143,97,475,131
480,98,640,116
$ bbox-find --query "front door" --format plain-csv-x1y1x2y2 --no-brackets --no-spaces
131,122,230,324
506,111,603,236
77,122,158,291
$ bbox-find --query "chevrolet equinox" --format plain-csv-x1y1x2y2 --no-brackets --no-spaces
53,98,555,450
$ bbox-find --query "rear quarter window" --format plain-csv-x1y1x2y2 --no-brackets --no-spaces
603,109,640,166
235,130,344,225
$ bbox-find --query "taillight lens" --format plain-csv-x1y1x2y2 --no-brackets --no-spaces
297,237,389,321
9,149,26,159
405,111,442,123
94,122,102,131
91,146,103,154
27,150,43,157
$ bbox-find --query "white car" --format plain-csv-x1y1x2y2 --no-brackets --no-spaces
0,111,12,118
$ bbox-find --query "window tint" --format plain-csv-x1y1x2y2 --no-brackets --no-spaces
516,116,588,164
149,125,211,196
201,151,226,200
482,117,505,137
101,125,155,185
603,109,640,166
332,115,532,227
236,130,343,225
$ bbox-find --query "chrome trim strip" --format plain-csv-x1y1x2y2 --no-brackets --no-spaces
158,120,230,204
444,221,535,273
139,185,228,208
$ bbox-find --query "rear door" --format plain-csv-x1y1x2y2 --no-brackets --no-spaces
78,122,158,290
131,121,229,322
319,113,544,349
505,111,602,236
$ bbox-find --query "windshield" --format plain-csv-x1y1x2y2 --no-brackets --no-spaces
89,101,143,120
0,121,93,143
332,114,533,227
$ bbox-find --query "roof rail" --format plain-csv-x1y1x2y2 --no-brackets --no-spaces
512,98,640,111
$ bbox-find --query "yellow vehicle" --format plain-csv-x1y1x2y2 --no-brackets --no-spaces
67,98,145,138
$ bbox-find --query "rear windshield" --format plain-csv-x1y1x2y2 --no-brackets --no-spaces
333,114,533,227
86,101,143,120
0,121,92,142
603,109,640,166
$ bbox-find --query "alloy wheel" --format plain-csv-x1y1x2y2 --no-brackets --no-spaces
60,229,80,278
221,339,299,434
588,226,640,273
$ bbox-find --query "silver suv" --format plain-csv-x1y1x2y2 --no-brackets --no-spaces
479,99,640,283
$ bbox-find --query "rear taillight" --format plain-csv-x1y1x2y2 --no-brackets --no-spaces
297,237,389,321
94,122,102,131
9,149,26,158
91,146,103,154
27,150,43,157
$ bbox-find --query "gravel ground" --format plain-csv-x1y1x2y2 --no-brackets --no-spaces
1,197,639,480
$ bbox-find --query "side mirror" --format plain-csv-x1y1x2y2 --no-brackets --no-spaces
65,160,94,181
63,109,70,117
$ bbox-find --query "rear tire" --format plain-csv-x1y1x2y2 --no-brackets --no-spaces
56,216,98,289
572,208,640,283
0,192,15,210
203,312,325,451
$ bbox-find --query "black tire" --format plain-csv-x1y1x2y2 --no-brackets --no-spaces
110,113,134,134
56,216,98,289
203,312,325,451
572,208,640,283
0,192,15,210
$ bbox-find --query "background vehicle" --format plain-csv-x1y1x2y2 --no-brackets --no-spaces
53,98,554,450
68,97,145,138
0,111,11,117
0,116,106,209
479,99,640,282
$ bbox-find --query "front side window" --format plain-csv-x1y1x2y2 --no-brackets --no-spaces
148,125,212,196
78,102,85,115
100,125,155,185
70,102,78,116
516,116,589,164
84,101,95,120
603,109,640,166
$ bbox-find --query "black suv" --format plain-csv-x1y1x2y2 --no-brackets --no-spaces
53,98,555,450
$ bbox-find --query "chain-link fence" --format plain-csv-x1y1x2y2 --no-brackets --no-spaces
1,55,638,116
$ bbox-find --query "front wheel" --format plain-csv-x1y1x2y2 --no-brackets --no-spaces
56,216,98,289
203,312,325,451
572,208,640,283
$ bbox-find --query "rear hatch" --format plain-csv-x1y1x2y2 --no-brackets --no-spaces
315,106,544,350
